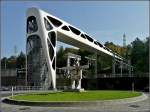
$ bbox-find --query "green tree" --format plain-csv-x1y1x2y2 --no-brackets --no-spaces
56,46,66,67
131,37,148,72
7,56,16,69
104,41,127,57
1,57,7,69
16,51,26,69
144,37,149,72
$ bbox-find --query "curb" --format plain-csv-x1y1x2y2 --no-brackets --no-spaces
2,93,148,107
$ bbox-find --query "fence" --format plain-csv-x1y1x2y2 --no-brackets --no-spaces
1,86,49,91
97,73,149,78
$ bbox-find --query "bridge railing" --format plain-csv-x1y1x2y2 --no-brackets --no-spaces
12,86,45,91
1,86,66,92
97,73,149,78
1,86,49,92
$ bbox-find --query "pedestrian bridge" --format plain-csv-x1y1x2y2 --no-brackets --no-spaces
26,8,130,89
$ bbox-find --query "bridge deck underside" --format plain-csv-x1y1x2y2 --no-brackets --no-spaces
57,31,115,58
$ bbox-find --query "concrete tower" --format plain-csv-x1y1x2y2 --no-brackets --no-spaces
123,33,126,47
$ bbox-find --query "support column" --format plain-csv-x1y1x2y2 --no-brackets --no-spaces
25,50,28,86
71,79,75,89
95,53,97,78
129,67,131,77
120,61,123,77
131,67,133,77
76,69,82,89
46,31,57,90
76,80,81,89
128,60,131,77
67,56,70,75
112,57,116,77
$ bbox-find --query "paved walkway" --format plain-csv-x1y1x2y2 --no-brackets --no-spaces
1,93,149,112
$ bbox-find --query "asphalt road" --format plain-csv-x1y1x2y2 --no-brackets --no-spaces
0,91,150,112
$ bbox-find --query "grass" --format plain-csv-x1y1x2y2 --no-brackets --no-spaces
10,90,142,102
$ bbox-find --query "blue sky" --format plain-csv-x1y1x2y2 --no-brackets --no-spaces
1,1,149,57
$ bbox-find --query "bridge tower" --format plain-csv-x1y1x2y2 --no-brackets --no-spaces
123,33,126,47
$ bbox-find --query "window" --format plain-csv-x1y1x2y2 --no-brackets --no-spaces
105,47,110,51
44,18,53,30
61,25,70,31
48,32,56,47
109,49,113,53
104,47,107,50
84,34,93,42
47,39,54,61
81,34,86,39
47,16,62,27
97,42,103,47
94,41,98,45
69,26,81,35
27,16,38,34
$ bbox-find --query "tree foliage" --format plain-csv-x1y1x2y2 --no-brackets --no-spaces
130,37,149,72
1,52,26,69
104,41,127,57
1,37,149,74
16,52,26,69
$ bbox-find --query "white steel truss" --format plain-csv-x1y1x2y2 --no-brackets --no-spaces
26,7,124,89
